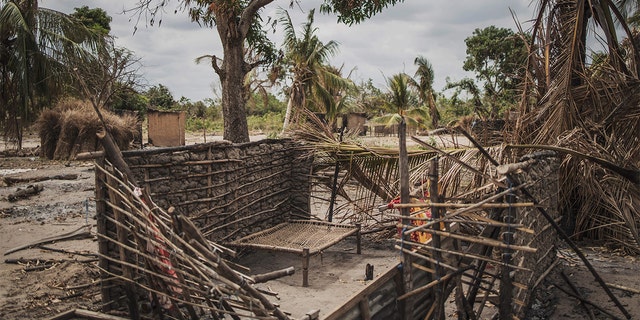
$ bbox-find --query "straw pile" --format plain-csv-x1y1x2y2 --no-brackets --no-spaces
34,99,138,160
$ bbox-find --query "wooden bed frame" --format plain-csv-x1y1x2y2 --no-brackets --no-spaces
228,220,361,286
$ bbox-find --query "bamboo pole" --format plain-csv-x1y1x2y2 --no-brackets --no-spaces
403,228,537,253
397,240,531,272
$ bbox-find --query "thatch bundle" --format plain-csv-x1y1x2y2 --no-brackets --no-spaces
34,99,138,160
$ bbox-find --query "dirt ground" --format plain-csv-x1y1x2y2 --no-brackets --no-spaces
1,133,639,319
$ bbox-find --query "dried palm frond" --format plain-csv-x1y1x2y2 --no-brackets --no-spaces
514,0,640,253
290,110,516,229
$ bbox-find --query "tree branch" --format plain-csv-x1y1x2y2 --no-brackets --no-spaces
245,59,267,73
240,0,274,38
211,55,224,76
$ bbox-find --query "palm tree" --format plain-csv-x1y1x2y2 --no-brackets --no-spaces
279,8,351,132
309,64,356,128
372,73,428,131
409,55,440,128
0,0,104,149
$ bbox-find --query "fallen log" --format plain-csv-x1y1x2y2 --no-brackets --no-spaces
3,174,78,186
7,184,43,202
251,267,295,284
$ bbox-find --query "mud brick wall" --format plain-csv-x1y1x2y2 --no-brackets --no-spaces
121,139,313,242
506,152,560,317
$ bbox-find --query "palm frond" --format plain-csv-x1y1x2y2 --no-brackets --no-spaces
515,0,640,253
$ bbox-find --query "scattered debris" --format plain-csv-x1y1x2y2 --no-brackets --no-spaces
3,174,78,187
7,184,44,202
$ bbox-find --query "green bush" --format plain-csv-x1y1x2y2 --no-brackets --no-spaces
247,111,284,135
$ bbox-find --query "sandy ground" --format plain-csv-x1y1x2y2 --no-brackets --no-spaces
1,133,639,319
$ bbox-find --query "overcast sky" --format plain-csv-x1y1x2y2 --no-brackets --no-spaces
42,0,535,102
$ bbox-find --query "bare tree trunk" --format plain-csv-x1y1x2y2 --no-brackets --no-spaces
281,95,294,135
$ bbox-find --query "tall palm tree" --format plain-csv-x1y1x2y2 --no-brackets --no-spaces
309,64,356,128
279,8,350,132
0,0,103,149
372,72,427,131
409,55,440,128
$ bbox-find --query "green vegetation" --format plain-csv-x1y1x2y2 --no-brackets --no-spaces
1,0,534,145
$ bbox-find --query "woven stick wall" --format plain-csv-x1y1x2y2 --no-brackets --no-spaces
120,140,313,241
95,158,291,319
390,153,560,320
96,140,312,318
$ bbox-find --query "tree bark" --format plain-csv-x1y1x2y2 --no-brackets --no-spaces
220,38,250,143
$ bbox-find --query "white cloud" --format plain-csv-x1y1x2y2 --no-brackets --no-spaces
42,0,535,101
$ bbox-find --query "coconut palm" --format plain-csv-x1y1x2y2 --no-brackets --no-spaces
372,73,428,132
309,64,356,128
0,0,104,149
279,8,351,131
409,55,440,128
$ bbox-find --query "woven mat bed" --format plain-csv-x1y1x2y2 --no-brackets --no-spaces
229,220,359,255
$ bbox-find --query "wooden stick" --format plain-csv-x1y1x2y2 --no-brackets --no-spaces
4,226,92,256
390,202,535,209
3,174,78,186
402,183,530,236
553,283,623,320
403,228,537,253
37,245,98,257
532,258,560,291
561,271,596,320
401,240,531,272
606,283,640,295
251,267,295,284
397,266,471,301
394,245,458,272
459,126,633,319
190,240,290,319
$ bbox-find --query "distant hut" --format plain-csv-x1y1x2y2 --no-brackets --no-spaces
147,109,185,147
345,112,367,136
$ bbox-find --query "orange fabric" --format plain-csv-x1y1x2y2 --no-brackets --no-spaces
391,197,432,244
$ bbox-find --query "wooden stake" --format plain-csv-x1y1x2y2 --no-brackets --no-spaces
398,117,413,320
